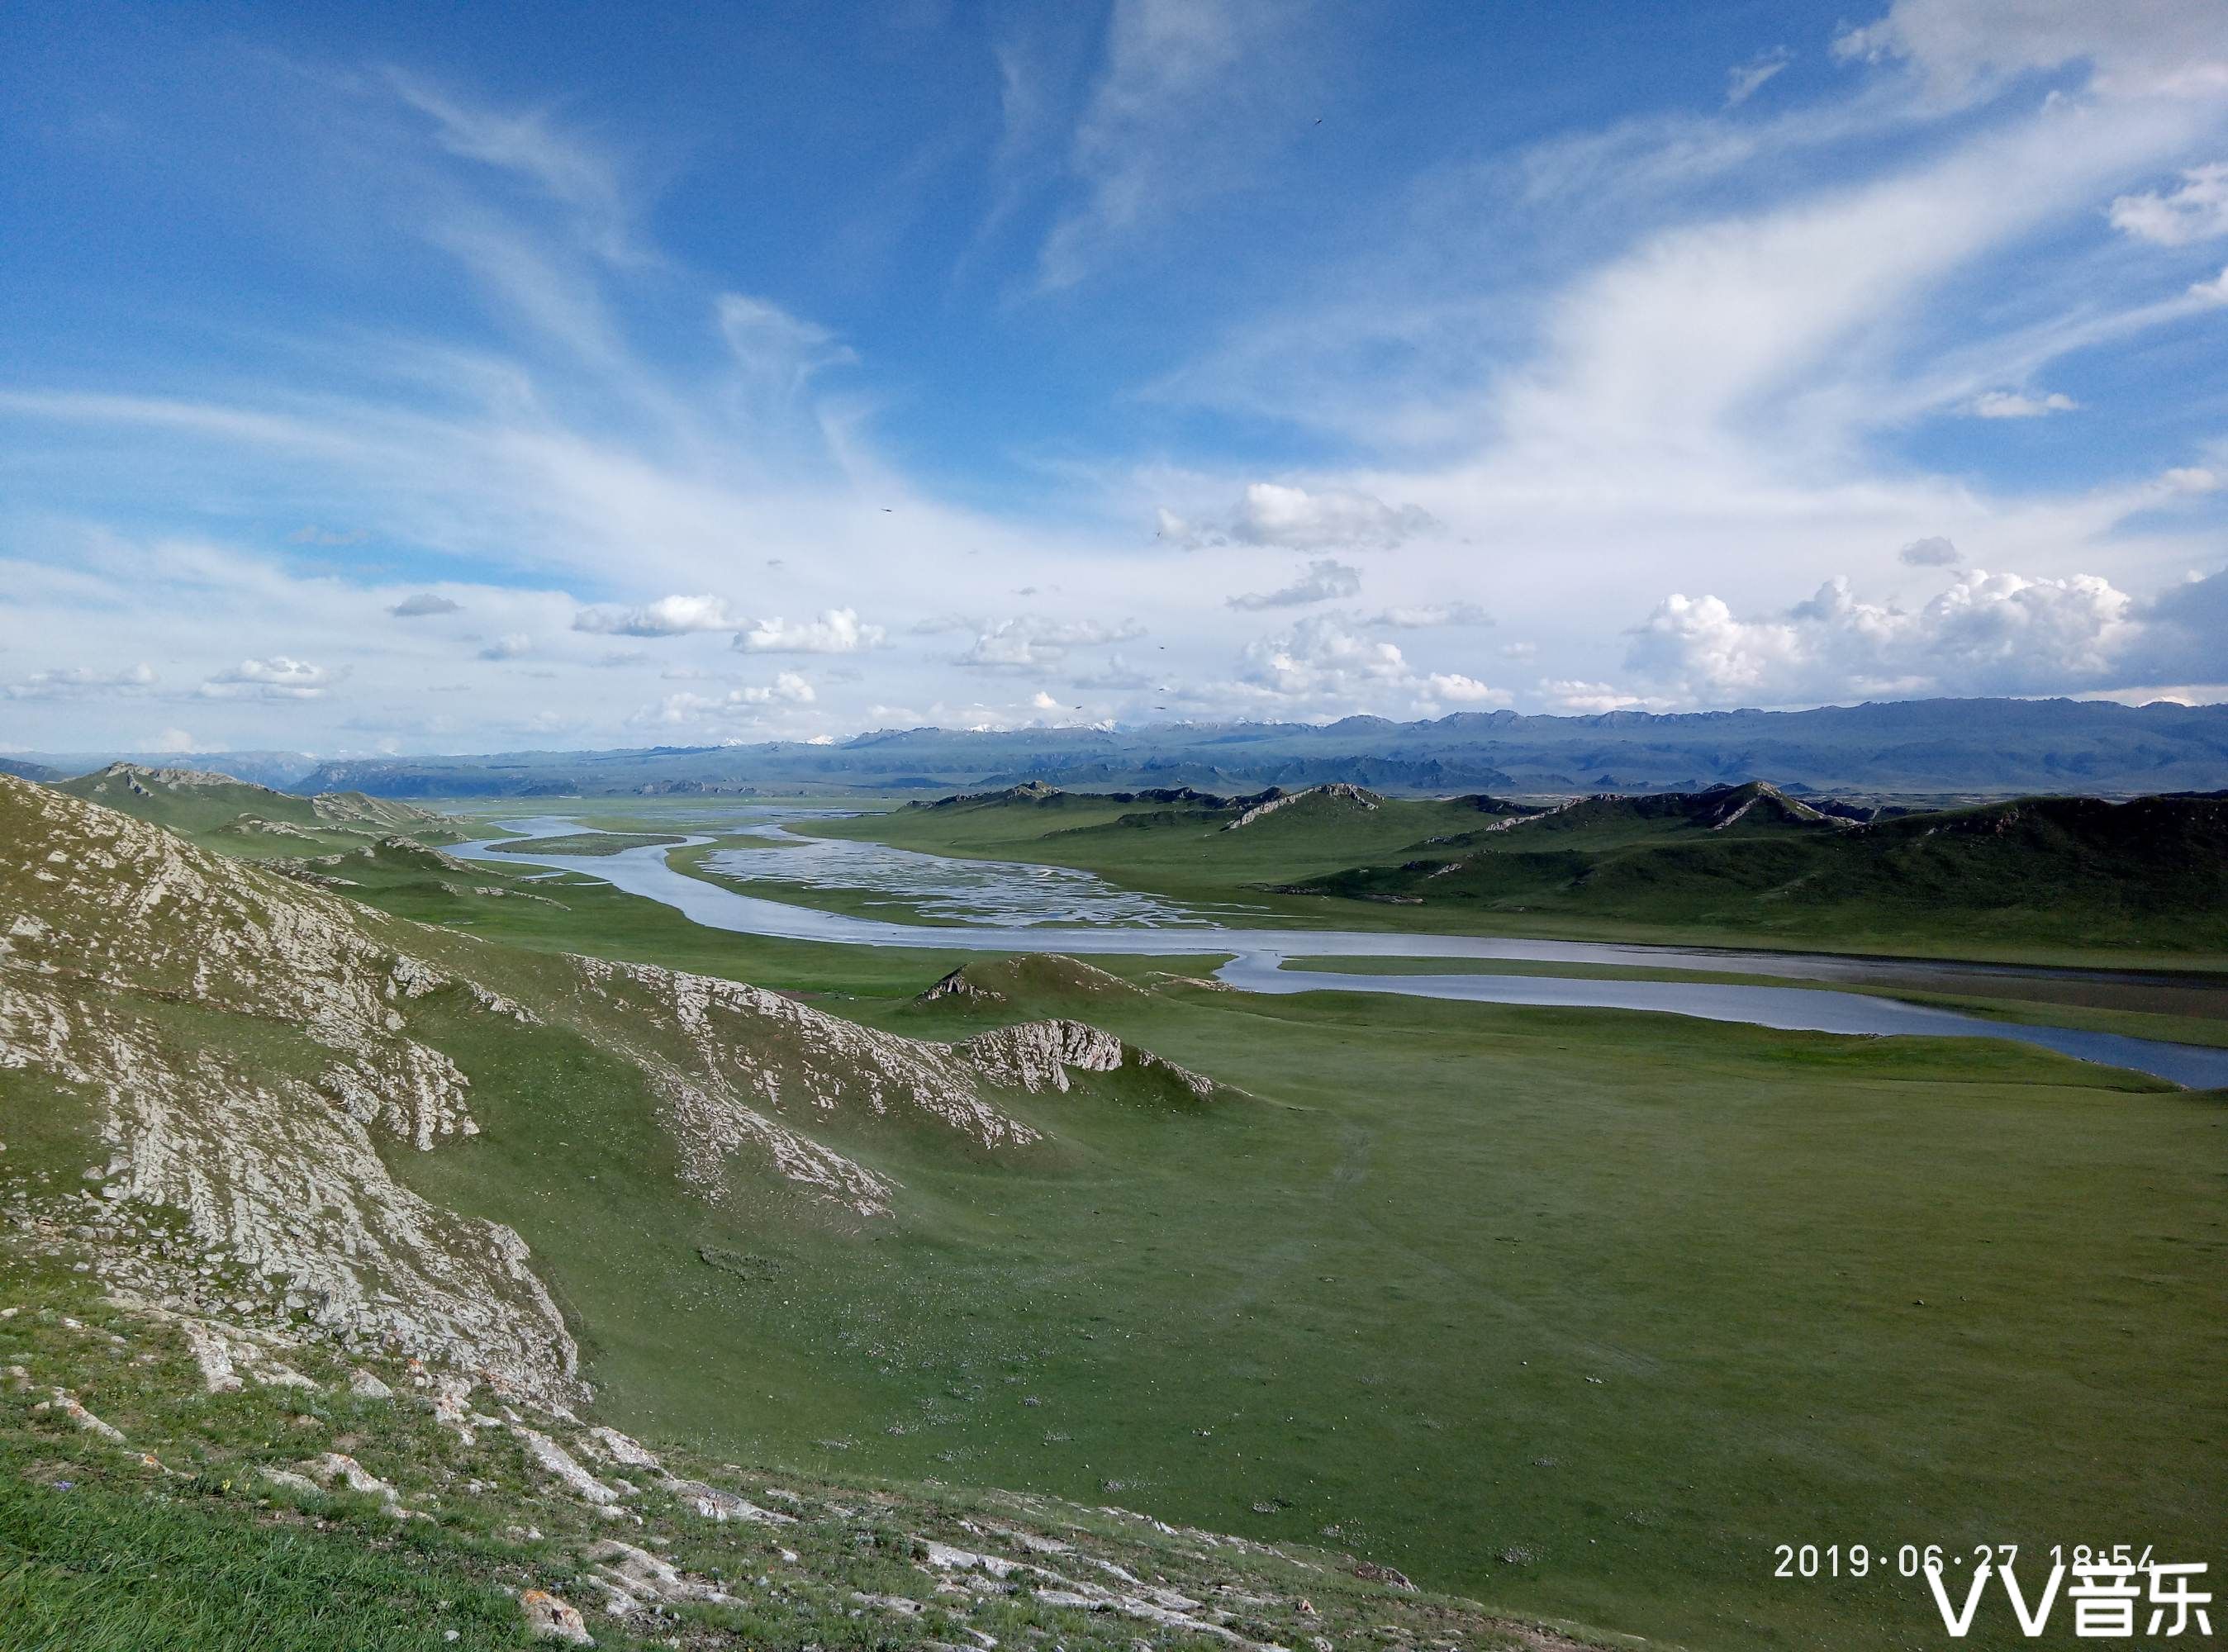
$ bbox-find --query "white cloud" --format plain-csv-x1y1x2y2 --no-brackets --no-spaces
1236,615,1413,700
716,294,857,392
1831,0,2228,100
1625,568,2145,704
1366,601,1492,629
145,728,207,754
2159,465,2220,493
477,633,532,661
1969,389,2079,418
640,671,816,725
952,614,1143,670
1164,482,1437,551
2110,161,2228,244
1037,0,1319,290
390,592,463,618
5,662,158,700
1227,558,1361,610
200,656,340,700
2194,266,2228,303
1725,48,1792,108
1898,535,1960,566
1538,679,1648,714
1423,672,1509,705
734,608,885,654
574,594,741,637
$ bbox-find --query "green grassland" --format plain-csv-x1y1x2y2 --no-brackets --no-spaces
178,837,2226,1651
2,1251,1555,1652
800,783,2228,970
52,763,469,859
11,779,2226,1650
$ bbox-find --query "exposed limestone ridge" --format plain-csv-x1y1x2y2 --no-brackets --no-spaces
560,956,1050,1217
0,774,581,1403
1222,782,1382,830
85,760,258,793
1697,780,1836,830
961,1018,1219,1101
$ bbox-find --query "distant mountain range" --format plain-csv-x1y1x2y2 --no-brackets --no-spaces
16,697,2228,800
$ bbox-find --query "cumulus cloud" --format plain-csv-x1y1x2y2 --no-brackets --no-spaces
1625,568,2149,705
1162,482,1437,552
1366,601,1493,629
477,634,532,661
5,662,158,700
390,592,462,618
952,614,1144,670
1237,615,1413,699
145,728,207,753
574,594,741,637
1423,672,1509,705
1969,390,2079,419
1227,558,1362,610
2138,566,2228,682
639,671,817,725
199,656,340,700
1898,535,1960,567
734,608,884,654
2111,162,2228,245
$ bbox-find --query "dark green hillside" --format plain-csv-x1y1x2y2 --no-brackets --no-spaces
1300,786,2228,953
810,778,2228,960
824,781,1555,895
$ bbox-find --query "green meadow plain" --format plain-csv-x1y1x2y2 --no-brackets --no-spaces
11,776,2221,1650
299,792,2224,1651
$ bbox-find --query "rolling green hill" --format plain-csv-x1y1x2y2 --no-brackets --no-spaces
1294,783,2228,953
8,773,2225,1650
52,762,472,856
812,779,2228,961
7,772,1475,1652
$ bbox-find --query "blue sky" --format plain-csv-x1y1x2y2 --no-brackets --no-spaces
2,0,2226,755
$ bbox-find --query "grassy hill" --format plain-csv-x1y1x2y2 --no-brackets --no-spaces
8,773,2225,1649
1295,784,2228,954
7,772,1478,1651
810,780,2228,962
52,762,471,857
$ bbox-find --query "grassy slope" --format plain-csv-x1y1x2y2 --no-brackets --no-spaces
51,766,467,860
16,794,2222,1650
802,788,2228,970
269,844,2228,1652
2,1254,1568,1652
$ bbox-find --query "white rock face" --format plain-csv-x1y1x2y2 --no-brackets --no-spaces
2,775,1219,1406
1223,782,1380,830
0,778,578,1403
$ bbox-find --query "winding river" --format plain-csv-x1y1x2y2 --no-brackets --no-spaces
455,816,2228,1089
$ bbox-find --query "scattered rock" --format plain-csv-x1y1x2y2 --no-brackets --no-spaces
519,1588,593,1645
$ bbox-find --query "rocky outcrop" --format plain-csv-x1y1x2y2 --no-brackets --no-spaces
919,967,1007,1006
0,776,582,1404
961,1019,1219,1102
1223,783,1381,830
